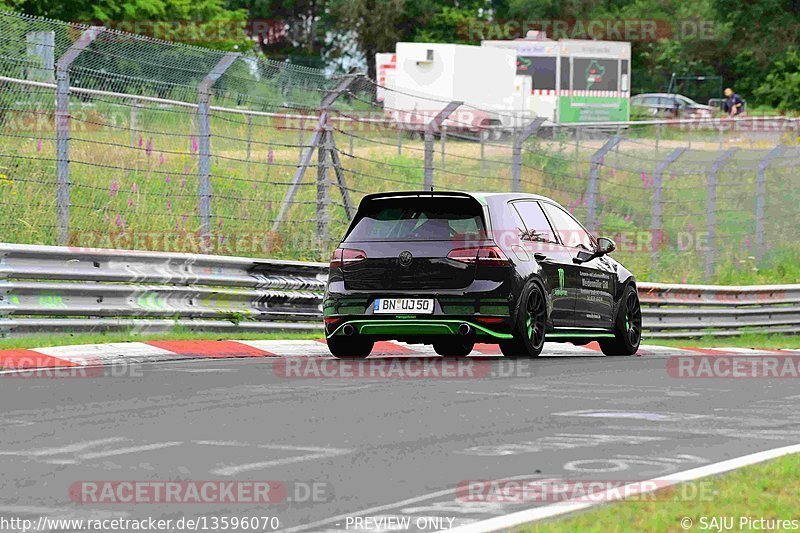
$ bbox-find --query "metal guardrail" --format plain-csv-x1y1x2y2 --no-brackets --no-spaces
0,243,327,335
1,244,797,339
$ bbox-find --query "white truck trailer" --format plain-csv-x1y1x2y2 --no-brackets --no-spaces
380,42,531,132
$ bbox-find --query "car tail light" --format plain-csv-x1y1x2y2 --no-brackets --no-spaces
475,316,506,324
447,246,511,266
330,248,367,269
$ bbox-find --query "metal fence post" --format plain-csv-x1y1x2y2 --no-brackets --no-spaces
755,144,785,262
317,127,330,249
349,119,354,156
298,119,304,164
26,31,55,82
272,75,357,233
586,135,622,233
424,102,461,190
397,122,402,156
651,148,685,268
197,52,239,250
54,26,104,246
480,131,486,176
245,113,252,179
512,117,546,192
130,97,139,147
705,148,737,279
441,125,446,171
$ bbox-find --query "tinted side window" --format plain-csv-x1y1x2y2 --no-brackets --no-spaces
541,203,594,250
512,201,557,243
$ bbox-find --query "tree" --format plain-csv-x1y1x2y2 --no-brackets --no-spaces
328,0,406,80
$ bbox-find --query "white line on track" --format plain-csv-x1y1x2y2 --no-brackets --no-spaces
78,441,183,460
210,446,352,476
0,437,127,457
446,443,800,533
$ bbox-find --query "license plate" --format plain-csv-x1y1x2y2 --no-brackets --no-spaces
373,298,434,314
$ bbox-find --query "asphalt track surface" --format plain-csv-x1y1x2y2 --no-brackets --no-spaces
1,343,799,532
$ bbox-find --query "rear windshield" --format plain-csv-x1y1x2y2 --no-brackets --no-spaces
344,197,486,242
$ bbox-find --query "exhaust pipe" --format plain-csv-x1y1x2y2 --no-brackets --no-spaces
342,323,356,336
458,323,473,336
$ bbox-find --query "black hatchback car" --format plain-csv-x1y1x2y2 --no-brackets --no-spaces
323,191,641,358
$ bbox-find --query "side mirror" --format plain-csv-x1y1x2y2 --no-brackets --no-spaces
596,237,616,255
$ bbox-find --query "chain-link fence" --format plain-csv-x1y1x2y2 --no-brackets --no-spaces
0,10,798,282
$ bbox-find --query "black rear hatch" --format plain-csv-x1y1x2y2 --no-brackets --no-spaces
339,194,489,291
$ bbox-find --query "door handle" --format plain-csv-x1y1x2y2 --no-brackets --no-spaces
533,253,549,262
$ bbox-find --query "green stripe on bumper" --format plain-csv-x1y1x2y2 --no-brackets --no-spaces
328,320,514,340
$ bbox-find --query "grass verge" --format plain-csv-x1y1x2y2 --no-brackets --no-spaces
519,453,800,532
646,333,799,350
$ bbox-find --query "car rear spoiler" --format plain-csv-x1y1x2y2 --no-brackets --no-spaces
359,191,477,202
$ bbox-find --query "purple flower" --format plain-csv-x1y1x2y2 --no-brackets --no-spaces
268,149,274,164
128,198,133,207
132,182,138,193
165,175,171,184
109,180,119,198
36,139,42,152
167,200,172,211
610,168,616,177
138,136,143,148
158,153,165,165
190,136,198,153
146,139,154,157
115,214,123,227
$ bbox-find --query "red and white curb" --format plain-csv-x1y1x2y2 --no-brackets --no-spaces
0,340,797,374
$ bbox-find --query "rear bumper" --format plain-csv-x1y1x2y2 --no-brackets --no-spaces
326,318,514,341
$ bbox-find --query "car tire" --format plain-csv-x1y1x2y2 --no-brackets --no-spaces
503,281,547,358
433,339,474,357
326,336,373,359
599,285,642,356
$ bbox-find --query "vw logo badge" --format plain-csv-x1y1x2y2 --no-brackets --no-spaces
398,250,413,267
